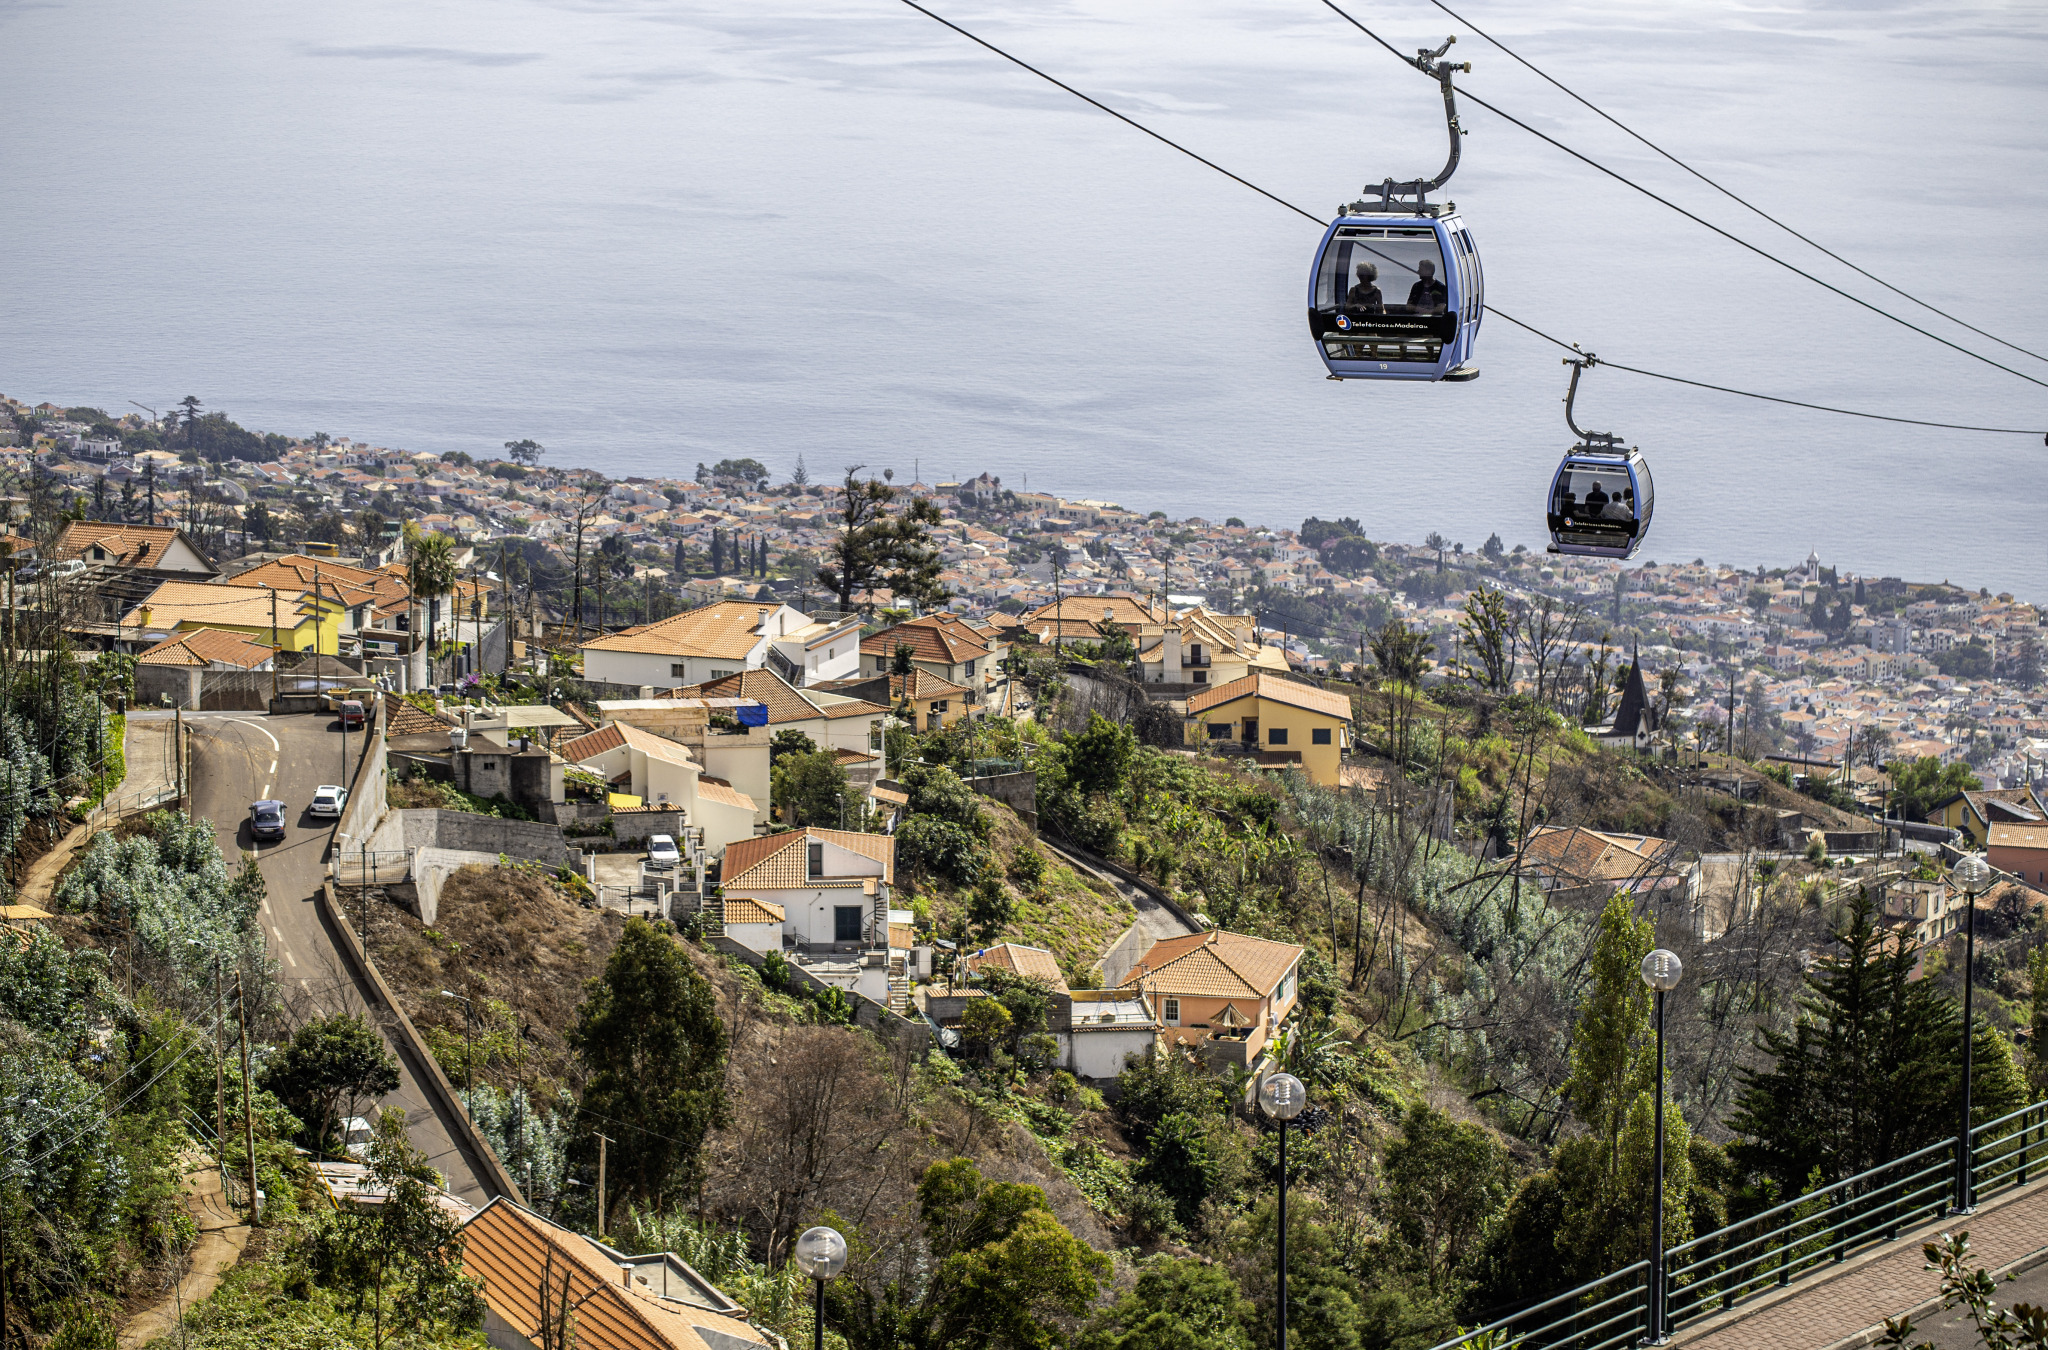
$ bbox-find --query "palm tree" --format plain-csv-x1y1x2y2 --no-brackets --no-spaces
405,525,460,684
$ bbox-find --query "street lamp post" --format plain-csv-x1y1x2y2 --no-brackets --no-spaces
1952,851,1992,1214
440,990,476,1121
794,1225,847,1350
1259,1072,1307,1350
1640,948,1684,1345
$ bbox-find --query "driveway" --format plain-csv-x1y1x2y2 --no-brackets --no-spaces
169,710,492,1204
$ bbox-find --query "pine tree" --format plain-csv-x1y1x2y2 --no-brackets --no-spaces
1729,889,2023,1194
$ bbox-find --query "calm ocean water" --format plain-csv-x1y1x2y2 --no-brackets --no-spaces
4,0,2045,594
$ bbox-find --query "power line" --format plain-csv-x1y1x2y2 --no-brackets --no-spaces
1316,0,2048,393
891,0,2045,439
1418,0,2048,367
893,0,1323,227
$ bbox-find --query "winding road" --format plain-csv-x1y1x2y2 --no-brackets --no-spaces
146,709,491,1205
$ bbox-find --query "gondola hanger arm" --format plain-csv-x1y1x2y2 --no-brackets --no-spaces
1563,353,1623,448
1347,36,1470,213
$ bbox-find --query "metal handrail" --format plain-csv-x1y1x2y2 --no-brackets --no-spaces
1426,1096,2048,1350
1431,1261,1647,1350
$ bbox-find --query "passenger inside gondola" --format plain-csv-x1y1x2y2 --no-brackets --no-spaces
1346,263,1383,313
1406,259,1448,313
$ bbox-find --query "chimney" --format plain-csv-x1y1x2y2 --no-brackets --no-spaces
1164,627,1182,683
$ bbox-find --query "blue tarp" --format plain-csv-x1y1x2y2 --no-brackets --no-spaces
735,701,769,727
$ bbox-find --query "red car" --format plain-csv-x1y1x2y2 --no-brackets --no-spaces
339,699,365,729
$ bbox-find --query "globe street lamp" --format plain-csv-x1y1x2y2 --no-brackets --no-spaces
1639,948,1683,1345
1259,1072,1307,1350
794,1225,847,1350
1952,851,1992,1214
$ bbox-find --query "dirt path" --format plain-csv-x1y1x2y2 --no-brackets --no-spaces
118,1165,250,1349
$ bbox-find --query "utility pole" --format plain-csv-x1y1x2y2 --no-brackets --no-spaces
212,951,226,1179
174,703,184,800
269,587,279,706
596,1133,612,1237
235,974,259,1224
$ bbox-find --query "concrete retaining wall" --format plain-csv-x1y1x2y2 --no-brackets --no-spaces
1096,921,1156,989
394,809,566,864
966,771,1038,828
317,881,523,1203
335,699,390,852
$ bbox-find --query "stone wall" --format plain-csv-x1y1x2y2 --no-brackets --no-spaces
394,809,566,864
710,936,930,1050
966,771,1038,828
612,809,685,845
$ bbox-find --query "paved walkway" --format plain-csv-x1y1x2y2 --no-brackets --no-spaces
1675,1179,2048,1350
118,1164,250,1348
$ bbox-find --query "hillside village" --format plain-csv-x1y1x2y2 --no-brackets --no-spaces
8,393,2048,1349
8,394,2045,799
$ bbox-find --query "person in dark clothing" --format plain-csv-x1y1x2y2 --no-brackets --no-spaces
1346,262,1382,312
1582,480,1610,516
1406,258,1449,312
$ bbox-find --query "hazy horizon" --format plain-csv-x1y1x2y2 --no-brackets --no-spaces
4,0,2044,595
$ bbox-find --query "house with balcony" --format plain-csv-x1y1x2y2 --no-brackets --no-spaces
1115,929,1304,1070
717,827,910,1011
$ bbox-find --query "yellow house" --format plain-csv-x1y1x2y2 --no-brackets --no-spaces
122,580,345,656
1185,673,1353,785
1930,787,2048,848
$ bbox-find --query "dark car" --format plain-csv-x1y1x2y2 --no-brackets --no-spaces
250,799,286,842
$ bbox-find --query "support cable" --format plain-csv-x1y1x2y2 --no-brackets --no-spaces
892,0,2046,439
1419,0,2048,366
1317,0,2048,393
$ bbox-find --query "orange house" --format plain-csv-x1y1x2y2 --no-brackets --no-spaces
1117,929,1304,1067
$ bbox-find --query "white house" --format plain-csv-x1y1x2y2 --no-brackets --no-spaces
558,720,759,857
580,599,862,690
718,828,905,1010
659,669,889,761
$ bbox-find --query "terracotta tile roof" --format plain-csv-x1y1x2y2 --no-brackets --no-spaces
124,579,328,633
1117,930,1302,999
965,942,1069,992
721,827,894,889
1519,826,1674,884
1186,672,1352,719
696,776,756,812
561,723,628,762
869,786,909,806
890,669,971,701
235,554,410,613
661,670,813,724
136,627,273,669
1025,593,1163,629
1988,823,2048,850
603,721,699,771
861,615,994,665
49,522,214,572
461,1198,770,1350
818,698,890,720
386,699,457,737
581,599,779,660
722,897,785,925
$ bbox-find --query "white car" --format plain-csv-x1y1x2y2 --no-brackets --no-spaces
310,784,349,818
647,834,680,869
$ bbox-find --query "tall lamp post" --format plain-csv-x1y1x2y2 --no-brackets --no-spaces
1640,948,1683,1345
1259,1072,1307,1350
439,990,476,1121
1952,851,1992,1214
794,1225,847,1350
